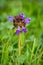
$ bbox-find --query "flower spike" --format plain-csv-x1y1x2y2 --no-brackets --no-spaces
8,13,31,35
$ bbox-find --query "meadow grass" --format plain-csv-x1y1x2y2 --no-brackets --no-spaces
0,0,43,65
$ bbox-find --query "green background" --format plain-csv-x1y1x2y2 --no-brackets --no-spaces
0,0,43,65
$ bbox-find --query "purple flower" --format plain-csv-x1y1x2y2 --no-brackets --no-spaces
8,16,13,22
25,18,31,23
16,26,20,35
8,13,31,35
22,26,27,32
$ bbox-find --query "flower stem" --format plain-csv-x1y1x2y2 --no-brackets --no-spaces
18,33,21,65
18,34,21,56
18,32,25,65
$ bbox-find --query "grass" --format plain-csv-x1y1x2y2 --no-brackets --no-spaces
0,0,43,65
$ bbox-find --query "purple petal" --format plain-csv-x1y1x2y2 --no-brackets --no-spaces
16,30,20,35
22,26,27,32
8,16,13,22
16,26,20,35
20,13,25,19
25,18,31,23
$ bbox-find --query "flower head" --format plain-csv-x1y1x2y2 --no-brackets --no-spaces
8,13,31,35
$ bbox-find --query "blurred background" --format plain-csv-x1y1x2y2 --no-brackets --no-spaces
0,0,43,65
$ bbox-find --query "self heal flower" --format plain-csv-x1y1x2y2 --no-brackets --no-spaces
8,13,31,35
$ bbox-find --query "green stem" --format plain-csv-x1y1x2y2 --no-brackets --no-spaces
18,34,21,56
18,32,25,65
18,33,21,65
